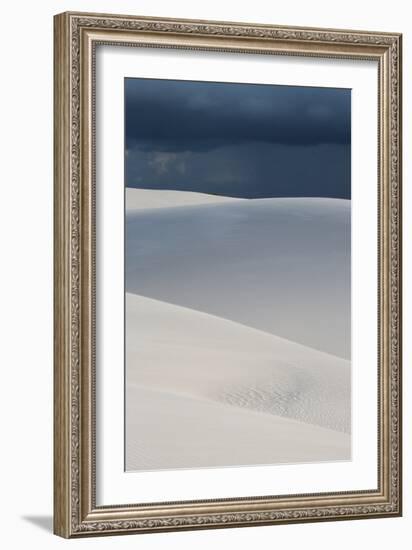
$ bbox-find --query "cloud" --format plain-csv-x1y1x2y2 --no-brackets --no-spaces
125,78,351,153
148,152,180,175
124,78,351,199
126,142,351,199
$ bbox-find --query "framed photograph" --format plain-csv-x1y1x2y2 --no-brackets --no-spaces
53,11,402,538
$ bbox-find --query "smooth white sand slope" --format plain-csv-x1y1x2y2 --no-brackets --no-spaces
125,293,350,471
126,187,243,211
126,193,351,358
126,385,351,471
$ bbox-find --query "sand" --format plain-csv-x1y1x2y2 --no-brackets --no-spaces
125,187,243,211
126,192,351,359
126,293,350,471
125,189,351,471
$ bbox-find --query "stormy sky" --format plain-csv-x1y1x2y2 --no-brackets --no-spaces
125,78,351,199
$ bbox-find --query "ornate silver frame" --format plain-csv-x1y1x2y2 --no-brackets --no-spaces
53,11,402,538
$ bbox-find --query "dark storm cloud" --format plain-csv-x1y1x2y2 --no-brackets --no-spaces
125,78,351,199
126,143,350,199
125,78,351,153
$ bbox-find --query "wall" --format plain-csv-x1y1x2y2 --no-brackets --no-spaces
0,1,409,548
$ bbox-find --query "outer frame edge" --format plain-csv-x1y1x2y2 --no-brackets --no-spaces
53,11,72,539
52,11,402,538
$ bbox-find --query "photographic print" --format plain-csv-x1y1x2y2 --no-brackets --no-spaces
124,78,351,471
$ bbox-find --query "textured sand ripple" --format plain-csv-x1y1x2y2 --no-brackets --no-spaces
126,384,351,472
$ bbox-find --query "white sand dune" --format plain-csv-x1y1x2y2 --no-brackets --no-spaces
126,187,243,211
126,194,351,359
125,190,351,471
125,293,350,471
126,385,350,471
